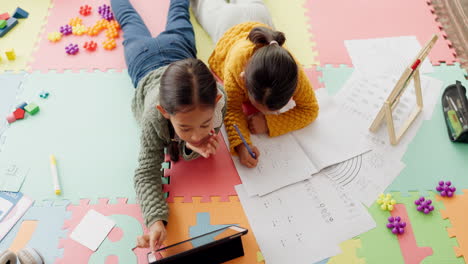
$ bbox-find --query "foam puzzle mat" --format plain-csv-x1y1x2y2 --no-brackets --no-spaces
1,0,468,263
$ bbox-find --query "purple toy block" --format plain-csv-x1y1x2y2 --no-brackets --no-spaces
387,216,406,235
436,180,456,197
98,4,114,21
65,43,79,55
60,25,72,35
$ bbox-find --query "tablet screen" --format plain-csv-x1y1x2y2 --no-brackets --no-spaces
148,225,247,263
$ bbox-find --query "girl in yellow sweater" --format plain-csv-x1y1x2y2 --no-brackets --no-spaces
192,0,319,168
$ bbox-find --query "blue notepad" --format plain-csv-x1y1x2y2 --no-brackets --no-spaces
0,191,23,221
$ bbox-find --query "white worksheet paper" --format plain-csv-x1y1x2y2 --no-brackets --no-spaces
323,150,406,206
228,89,370,196
0,195,33,241
70,209,115,251
344,36,434,76
236,175,375,264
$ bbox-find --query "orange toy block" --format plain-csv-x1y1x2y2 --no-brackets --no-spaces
102,38,116,50
166,196,263,264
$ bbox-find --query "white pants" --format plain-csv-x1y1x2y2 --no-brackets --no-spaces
191,0,274,43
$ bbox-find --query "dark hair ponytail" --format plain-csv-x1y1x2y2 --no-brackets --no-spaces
160,58,218,162
245,27,298,111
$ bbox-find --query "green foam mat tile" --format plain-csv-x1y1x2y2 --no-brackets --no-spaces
392,192,462,264
0,71,139,204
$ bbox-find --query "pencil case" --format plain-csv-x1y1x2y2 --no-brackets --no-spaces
441,80,468,143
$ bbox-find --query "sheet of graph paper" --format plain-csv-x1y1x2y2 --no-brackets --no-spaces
235,174,375,264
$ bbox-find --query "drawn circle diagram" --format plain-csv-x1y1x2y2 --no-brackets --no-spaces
323,155,363,187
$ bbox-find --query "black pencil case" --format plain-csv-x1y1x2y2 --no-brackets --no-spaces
441,80,468,143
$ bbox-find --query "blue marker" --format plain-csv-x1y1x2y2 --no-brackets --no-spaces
233,124,256,159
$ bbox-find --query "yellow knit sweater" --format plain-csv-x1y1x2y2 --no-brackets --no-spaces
209,22,319,153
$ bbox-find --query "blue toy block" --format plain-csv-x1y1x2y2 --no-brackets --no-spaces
0,17,18,37
12,7,29,19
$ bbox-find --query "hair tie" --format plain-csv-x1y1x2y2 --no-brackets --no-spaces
269,40,278,46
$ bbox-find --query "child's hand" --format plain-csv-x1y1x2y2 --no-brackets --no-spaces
186,133,219,158
136,220,167,251
248,113,268,134
235,144,260,168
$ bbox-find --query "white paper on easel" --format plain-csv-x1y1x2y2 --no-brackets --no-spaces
235,175,376,264
344,36,434,76
70,209,115,251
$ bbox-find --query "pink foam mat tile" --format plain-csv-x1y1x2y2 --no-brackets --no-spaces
29,0,169,72
163,134,242,203
304,0,457,66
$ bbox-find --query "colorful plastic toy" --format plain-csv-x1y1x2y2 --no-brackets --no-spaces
65,43,79,55
12,7,29,19
16,102,27,109
60,25,72,35
98,4,114,21
79,5,92,16
13,108,25,120
72,24,87,36
414,196,434,214
47,32,62,42
436,180,456,197
0,20,6,29
0,13,9,21
87,19,108,36
5,49,16,60
69,17,82,27
377,193,397,211
6,113,16,124
24,103,39,115
105,26,119,38
108,20,120,30
39,91,49,99
83,41,97,51
387,216,406,235
0,18,18,37
102,38,116,50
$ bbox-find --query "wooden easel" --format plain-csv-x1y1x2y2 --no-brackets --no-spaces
369,34,438,145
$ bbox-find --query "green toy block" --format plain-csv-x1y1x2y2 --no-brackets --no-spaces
0,17,18,37
24,103,40,115
0,20,6,29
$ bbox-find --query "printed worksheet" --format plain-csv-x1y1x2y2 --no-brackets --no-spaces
236,174,376,264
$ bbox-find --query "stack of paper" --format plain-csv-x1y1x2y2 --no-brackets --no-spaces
0,192,33,241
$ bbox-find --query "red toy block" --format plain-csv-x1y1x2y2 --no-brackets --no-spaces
79,5,92,16
83,40,97,51
13,108,25,120
0,13,10,21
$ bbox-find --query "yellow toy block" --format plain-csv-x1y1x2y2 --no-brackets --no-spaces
5,49,16,60
47,32,62,42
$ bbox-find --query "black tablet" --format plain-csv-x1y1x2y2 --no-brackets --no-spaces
148,225,248,264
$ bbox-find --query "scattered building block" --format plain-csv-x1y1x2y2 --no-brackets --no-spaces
0,13,9,21
6,113,16,123
13,108,25,120
24,103,39,115
16,102,28,109
0,20,7,29
5,49,16,60
0,18,18,37
12,7,29,19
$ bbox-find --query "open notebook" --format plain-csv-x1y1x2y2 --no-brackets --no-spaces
223,89,371,196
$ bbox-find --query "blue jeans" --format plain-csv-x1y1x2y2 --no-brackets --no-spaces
111,0,197,87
